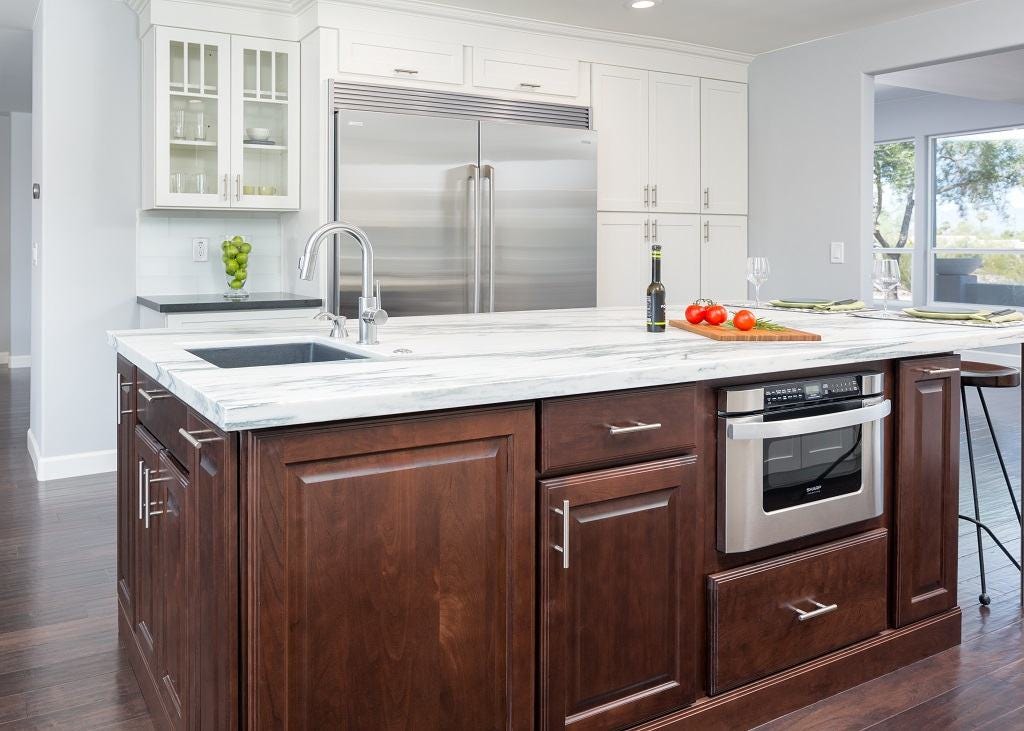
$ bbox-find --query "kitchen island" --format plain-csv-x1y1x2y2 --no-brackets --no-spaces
109,307,1023,730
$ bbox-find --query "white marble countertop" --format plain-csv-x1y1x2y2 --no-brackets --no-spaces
109,306,1024,431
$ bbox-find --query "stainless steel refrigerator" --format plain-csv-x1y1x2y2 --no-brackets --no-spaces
331,87,597,317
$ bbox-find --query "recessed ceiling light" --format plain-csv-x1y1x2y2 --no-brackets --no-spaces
625,0,660,8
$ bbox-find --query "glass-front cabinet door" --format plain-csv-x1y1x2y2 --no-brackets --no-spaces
153,27,232,208
230,37,300,209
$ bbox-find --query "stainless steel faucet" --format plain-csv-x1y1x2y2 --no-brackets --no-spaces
298,221,388,345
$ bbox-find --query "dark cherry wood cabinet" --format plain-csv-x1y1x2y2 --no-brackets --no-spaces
116,357,136,623
246,405,536,730
133,425,163,674
893,355,961,627
540,457,699,730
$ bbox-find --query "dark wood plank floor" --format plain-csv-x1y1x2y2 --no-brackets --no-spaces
0,368,1019,730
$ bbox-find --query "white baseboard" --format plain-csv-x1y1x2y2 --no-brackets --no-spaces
26,429,117,481
8,354,30,369
959,348,1022,369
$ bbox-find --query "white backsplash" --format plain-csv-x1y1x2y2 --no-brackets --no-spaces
137,211,285,296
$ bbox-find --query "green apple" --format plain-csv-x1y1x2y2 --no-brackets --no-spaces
228,279,244,289
225,245,239,257
235,252,249,266
235,269,247,281
239,242,252,254
225,259,239,274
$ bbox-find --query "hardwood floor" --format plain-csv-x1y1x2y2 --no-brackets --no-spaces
0,369,153,729
0,367,1019,730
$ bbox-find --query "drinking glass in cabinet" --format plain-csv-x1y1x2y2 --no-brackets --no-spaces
189,100,206,141
171,109,186,140
169,173,185,194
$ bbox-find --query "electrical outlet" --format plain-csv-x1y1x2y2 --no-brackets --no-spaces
830,241,845,264
192,238,209,262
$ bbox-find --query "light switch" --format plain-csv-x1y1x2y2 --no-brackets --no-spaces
830,241,845,264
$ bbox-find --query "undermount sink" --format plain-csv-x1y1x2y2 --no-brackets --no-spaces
187,340,371,369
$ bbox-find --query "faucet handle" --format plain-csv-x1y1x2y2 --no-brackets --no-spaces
315,311,350,339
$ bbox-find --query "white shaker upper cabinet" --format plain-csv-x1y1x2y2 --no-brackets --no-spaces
596,212,650,308
700,79,748,215
649,72,701,214
147,27,232,209
592,65,650,212
700,215,748,301
230,37,300,210
652,214,702,307
472,47,579,98
337,31,464,86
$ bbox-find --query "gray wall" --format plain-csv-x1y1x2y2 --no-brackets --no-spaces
748,0,1024,302
0,114,10,357
10,112,30,362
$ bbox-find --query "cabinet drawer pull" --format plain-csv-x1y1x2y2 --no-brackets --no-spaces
179,427,221,449
551,500,569,569
393,68,419,75
138,387,171,403
915,367,960,376
791,600,838,622
519,82,541,89
608,421,662,436
138,460,146,521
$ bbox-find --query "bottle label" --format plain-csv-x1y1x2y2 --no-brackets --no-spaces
647,294,666,331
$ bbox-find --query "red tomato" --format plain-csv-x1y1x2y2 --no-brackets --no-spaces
733,310,756,331
684,304,706,324
705,304,728,326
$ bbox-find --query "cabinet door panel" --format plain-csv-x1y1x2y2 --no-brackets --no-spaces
650,73,700,213
133,427,162,673
156,455,191,730
472,47,579,98
542,458,699,730
700,215,747,302
116,359,136,621
655,214,702,308
894,356,960,626
597,212,648,308
337,31,464,85
700,79,747,215
248,406,535,730
592,65,649,212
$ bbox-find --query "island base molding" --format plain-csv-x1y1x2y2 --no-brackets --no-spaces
633,607,963,731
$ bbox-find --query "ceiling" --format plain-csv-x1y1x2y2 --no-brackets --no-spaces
0,0,39,31
411,0,977,54
877,49,1024,105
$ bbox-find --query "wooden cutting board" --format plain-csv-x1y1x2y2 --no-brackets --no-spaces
669,319,821,342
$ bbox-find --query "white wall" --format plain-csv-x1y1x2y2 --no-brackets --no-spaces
10,112,31,365
0,114,10,359
748,0,1024,302
29,0,139,479
137,211,284,296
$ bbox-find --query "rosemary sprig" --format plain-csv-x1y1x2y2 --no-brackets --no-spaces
722,317,787,331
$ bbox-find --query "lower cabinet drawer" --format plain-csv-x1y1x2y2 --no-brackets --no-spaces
707,529,888,694
136,371,190,470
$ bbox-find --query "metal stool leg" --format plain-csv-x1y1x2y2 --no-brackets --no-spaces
976,386,1022,524
961,386,991,606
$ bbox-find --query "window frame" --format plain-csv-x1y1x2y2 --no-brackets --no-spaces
871,137,917,305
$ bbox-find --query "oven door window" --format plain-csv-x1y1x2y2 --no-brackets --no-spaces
762,401,865,513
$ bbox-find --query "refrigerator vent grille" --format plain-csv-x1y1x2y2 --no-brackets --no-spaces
330,81,591,129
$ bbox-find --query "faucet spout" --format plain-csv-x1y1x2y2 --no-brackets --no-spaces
298,221,386,345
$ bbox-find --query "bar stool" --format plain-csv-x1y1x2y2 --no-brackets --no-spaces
959,360,1023,605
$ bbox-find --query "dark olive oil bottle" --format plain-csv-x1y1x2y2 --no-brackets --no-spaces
646,244,666,333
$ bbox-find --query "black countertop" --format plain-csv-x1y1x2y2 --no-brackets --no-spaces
137,292,323,314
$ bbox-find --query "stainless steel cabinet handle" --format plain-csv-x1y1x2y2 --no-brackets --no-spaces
652,184,658,208
704,221,710,242
551,500,570,569
393,68,419,75
727,398,891,441
483,164,496,312
138,460,145,521
644,219,650,242
144,468,172,528
652,219,658,243
468,164,481,313
644,184,650,208
704,187,710,209
519,82,541,89
222,174,229,201
178,427,221,449
791,600,838,622
137,387,171,403
915,367,960,376
235,174,242,201
117,374,132,425
609,421,663,436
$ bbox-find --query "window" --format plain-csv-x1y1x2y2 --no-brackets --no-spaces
873,140,915,301
932,127,1024,306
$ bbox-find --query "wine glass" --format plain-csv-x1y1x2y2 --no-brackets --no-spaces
746,257,771,306
873,257,901,317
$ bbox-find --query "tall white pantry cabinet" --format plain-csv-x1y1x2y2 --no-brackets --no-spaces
593,64,748,307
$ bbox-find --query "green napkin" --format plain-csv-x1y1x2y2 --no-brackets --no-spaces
813,300,866,312
903,308,1024,323
769,300,825,308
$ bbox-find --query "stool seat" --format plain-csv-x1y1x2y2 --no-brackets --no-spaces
960,360,1021,389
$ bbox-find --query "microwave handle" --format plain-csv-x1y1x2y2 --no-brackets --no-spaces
726,398,891,441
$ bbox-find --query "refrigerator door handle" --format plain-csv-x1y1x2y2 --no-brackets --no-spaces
483,164,496,312
468,164,481,313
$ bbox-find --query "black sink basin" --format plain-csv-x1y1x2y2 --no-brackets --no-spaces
187,341,371,369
